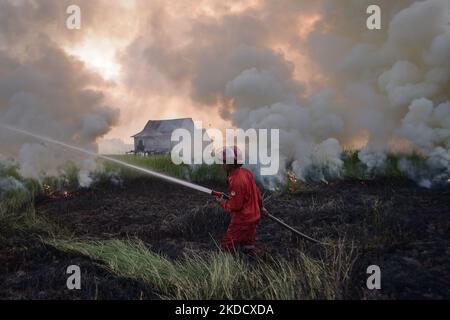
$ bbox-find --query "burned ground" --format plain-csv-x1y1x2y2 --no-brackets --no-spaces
1,177,449,299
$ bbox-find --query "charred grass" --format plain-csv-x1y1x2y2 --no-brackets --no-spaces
1,154,449,299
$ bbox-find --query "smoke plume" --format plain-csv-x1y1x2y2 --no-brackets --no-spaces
0,0,448,188
0,1,120,186
122,0,449,186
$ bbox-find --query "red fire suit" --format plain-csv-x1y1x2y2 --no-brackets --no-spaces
219,167,262,255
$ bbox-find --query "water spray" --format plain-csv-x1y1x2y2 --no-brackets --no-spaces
0,125,215,196
1,124,325,245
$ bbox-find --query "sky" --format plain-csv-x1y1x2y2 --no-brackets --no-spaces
2,0,326,143
0,0,449,186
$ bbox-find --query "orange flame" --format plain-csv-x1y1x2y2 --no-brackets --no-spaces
287,171,298,183
42,184,73,199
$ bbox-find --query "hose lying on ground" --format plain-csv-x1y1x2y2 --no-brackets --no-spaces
261,207,335,247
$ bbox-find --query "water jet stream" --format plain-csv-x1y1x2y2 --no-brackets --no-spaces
0,125,213,195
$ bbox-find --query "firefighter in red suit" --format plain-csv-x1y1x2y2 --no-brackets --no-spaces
218,146,262,256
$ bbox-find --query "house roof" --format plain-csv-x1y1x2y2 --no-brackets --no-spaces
131,118,195,138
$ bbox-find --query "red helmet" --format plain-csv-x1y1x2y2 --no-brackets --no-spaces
219,145,243,164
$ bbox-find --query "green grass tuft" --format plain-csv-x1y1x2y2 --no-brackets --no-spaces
100,154,225,182
47,238,357,300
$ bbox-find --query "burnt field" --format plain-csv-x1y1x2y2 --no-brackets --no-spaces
1,177,450,299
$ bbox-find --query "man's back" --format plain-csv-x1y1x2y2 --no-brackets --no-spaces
223,167,262,225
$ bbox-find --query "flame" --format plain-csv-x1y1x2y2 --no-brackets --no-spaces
43,184,55,197
42,184,73,200
287,170,298,193
287,171,298,184
447,178,450,183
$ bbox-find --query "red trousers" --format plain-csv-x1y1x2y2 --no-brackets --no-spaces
221,221,259,256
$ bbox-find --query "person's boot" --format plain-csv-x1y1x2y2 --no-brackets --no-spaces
240,245,259,263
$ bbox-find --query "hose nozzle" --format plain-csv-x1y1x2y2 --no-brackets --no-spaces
211,190,229,200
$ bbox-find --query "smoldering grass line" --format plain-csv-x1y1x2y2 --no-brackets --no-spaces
1,125,213,195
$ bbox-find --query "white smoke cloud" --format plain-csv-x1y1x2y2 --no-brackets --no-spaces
397,98,450,185
0,155,25,197
358,144,388,172
98,138,133,155
0,1,120,187
118,0,449,186
292,138,344,182
0,176,25,198
0,0,448,188
378,60,438,108
338,0,450,181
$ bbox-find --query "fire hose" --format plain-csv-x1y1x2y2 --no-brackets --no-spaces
211,191,326,245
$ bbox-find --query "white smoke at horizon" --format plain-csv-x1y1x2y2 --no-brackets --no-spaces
98,138,134,155
0,176,25,198
322,0,450,185
120,0,449,186
0,155,25,198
